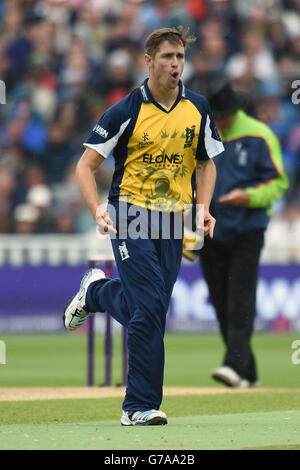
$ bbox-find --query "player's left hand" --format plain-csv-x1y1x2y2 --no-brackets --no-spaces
218,189,250,207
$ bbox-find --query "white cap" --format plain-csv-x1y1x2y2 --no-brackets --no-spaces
14,204,39,223
27,184,52,208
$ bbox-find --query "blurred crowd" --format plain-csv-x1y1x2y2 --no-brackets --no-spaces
0,0,300,235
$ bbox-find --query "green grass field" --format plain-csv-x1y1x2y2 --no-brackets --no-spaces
2,331,300,388
1,332,300,450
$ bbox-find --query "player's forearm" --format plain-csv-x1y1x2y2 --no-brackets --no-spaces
196,159,216,212
76,159,101,221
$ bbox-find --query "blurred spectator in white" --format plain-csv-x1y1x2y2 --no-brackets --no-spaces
14,163,49,213
233,0,282,22
26,183,54,233
265,203,300,262
13,203,39,234
282,0,300,44
27,183,52,209
226,27,279,82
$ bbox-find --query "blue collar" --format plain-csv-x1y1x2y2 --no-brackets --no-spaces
139,78,186,104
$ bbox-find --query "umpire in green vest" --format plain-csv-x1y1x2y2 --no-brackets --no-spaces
199,78,289,387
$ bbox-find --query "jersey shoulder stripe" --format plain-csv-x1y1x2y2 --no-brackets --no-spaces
184,88,224,160
83,87,143,158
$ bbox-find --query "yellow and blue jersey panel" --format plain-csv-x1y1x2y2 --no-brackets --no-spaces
84,79,224,212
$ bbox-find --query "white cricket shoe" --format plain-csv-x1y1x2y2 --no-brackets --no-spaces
63,268,105,331
212,366,259,388
211,366,242,387
239,379,260,388
121,409,168,426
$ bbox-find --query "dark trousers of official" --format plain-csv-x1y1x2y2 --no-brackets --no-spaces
199,229,264,383
86,204,183,412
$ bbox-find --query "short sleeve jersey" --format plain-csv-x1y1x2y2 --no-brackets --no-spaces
84,79,224,212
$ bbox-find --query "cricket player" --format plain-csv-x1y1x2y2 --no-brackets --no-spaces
63,27,224,425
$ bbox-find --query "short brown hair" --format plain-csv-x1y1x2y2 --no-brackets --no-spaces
145,26,195,57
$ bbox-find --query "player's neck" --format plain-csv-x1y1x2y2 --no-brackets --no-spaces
147,78,179,109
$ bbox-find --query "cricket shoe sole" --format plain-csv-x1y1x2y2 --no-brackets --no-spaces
63,268,106,331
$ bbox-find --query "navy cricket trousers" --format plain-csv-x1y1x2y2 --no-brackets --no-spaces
86,203,183,411
199,229,264,383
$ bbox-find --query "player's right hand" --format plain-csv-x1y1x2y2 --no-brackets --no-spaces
196,210,215,239
95,206,117,235
202,212,216,239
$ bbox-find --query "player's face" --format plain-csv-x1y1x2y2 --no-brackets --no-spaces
146,40,185,91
